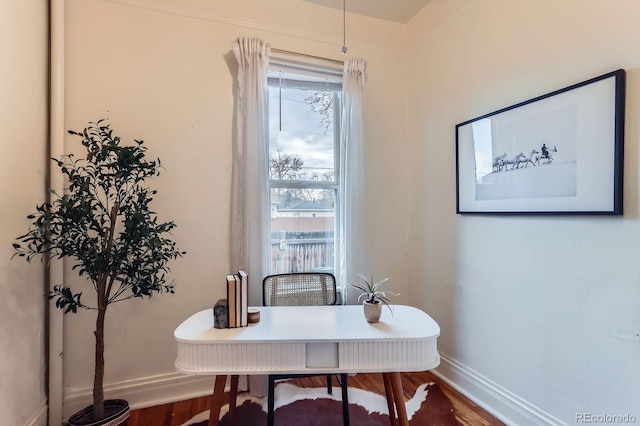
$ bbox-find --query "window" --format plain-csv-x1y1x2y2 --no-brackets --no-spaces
266,54,343,277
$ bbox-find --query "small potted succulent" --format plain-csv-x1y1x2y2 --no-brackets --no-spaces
351,274,397,323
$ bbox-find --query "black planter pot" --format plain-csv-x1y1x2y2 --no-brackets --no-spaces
67,399,130,426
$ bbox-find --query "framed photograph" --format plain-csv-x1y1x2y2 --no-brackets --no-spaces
456,69,625,215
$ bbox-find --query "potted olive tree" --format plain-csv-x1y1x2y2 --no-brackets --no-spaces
13,120,184,425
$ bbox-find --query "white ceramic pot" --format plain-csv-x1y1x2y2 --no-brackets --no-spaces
363,300,382,323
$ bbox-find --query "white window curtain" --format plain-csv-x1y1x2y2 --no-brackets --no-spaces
339,57,368,304
230,37,271,306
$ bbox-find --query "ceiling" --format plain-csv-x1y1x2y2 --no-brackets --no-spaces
301,0,432,23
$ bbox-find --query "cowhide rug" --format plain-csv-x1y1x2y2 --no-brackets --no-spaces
180,381,460,425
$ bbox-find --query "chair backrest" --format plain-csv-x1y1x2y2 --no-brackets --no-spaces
263,272,337,307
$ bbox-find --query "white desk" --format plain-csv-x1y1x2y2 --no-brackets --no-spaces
175,305,440,425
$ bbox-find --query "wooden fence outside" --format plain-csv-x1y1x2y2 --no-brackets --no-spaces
270,240,334,274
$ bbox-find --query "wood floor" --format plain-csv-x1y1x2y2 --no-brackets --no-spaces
128,371,504,426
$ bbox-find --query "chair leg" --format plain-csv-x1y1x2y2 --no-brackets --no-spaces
340,373,350,426
326,374,333,394
267,375,276,426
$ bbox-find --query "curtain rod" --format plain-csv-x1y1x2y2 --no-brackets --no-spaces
271,48,344,65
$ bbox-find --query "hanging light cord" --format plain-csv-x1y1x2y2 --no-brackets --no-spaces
341,0,348,54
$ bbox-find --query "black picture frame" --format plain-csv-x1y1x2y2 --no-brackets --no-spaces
455,69,625,215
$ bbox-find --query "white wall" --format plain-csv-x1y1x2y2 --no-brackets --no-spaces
62,0,410,415
0,1,49,425
406,0,640,424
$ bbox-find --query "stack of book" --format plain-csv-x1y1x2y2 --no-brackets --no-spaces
225,269,248,328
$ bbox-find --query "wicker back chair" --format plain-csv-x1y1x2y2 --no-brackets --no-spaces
263,272,337,307
262,272,349,426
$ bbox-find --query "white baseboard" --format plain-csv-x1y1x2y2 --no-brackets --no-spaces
433,354,565,426
25,403,48,426
62,372,220,418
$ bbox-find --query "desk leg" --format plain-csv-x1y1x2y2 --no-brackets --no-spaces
382,373,408,426
389,372,408,426
209,375,227,426
382,373,398,426
228,375,239,425
208,375,239,426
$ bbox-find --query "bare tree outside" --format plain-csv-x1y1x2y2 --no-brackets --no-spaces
269,151,337,208
269,149,303,179
305,91,335,134
322,170,334,182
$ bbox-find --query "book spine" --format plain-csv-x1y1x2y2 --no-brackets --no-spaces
235,273,241,327
239,270,248,327
226,274,237,328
